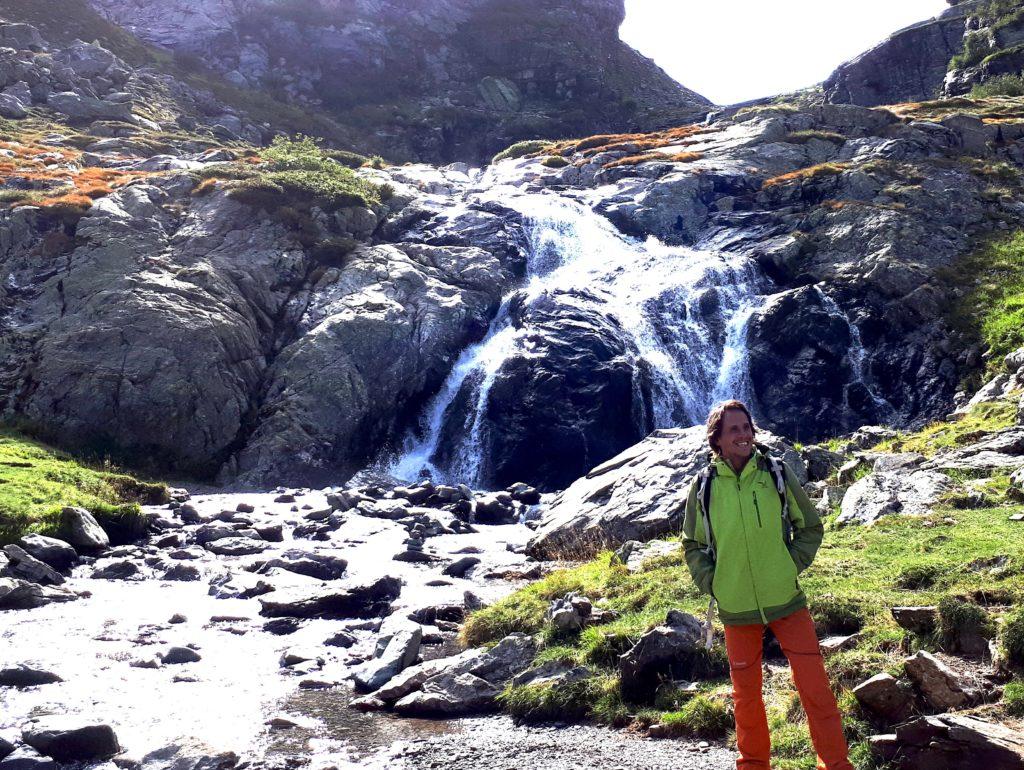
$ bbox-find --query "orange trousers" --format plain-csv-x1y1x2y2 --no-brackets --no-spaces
723,607,854,770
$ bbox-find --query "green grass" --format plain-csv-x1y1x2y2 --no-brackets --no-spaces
872,399,1017,455
784,130,846,145
461,420,1024,762
948,231,1024,370
0,430,166,545
492,140,554,164
972,74,1024,99
1004,679,1024,716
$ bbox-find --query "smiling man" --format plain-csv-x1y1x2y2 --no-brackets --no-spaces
681,400,850,770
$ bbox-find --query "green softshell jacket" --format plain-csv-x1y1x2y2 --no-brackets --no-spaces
681,448,824,626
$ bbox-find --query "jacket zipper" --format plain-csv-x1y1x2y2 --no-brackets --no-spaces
737,478,767,624
753,492,762,527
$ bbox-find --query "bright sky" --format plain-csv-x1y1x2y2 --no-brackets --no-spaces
620,0,951,105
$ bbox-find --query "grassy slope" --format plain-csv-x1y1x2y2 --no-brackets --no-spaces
462,399,1024,769
0,430,166,545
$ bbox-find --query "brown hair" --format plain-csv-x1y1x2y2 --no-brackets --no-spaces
706,399,756,457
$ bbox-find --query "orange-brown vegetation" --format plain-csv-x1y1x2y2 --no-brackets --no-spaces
762,162,849,188
547,124,714,160
602,151,703,169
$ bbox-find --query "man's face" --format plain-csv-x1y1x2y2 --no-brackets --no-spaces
719,408,754,466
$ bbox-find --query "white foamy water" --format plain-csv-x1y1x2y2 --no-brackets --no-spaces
391,188,770,487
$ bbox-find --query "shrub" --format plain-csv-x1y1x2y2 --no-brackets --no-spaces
499,677,602,723
1003,607,1024,668
225,177,286,209
762,163,848,188
325,149,369,168
656,694,733,739
492,139,553,164
950,30,995,70
541,155,570,168
972,74,1024,98
1004,679,1024,716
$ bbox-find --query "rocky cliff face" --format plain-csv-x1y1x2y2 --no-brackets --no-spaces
824,3,971,106
86,0,711,164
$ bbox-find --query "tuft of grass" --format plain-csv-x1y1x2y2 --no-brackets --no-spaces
950,30,996,71
654,693,733,739
540,155,570,168
602,151,703,169
0,429,166,545
784,130,846,145
762,163,849,188
938,595,995,650
499,676,604,723
492,140,554,164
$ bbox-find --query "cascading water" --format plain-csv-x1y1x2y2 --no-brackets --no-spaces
814,286,896,419
390,188,770,487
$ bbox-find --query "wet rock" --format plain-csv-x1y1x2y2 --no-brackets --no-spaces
258,576,402,619
194,524,245,545
324,631,356,648
0,738,12,762
21,718,119,762
0,666,62,688
91,560,141,580
891,606,938,635
235,503,255,514
17,535,77,572
203,538,268,556
473,492,517,524
507,482,541,505
355,617,423,692
442,556,480,578
263,618,301,635
208,573,274,600
837,470,953,525
904,650,980,711
59,507,109,551
161,647,201,665
0,746,56,770
393,548,440,563
279,648,323,668
2,546,64,586
253,551,347,580
253,524,283,542
393,671,500,716
154,533,186,549
620,610,719,703
135,740,238,770
852,673,915,724
168,614,187,624
162,563,201,582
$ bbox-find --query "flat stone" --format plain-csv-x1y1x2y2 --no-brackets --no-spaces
0,665,62,688
21,718,119,762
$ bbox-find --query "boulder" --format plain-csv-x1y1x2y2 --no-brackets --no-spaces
876,714,1024,768
837,470,953,525
619,610,720,703
903,650,980,711
392,671,500,716
510,660,593,688
162,563,201,582
21,718,119,762
2,546,64,586
0,665,62,688
203,538,268,556
891,606,938,636
0,94,26,119
545,592,592,633
194,524,243,544
354,617,422,692
208,572,274,600
0,737,12,762
441,556,480,578
46,91,133,122
0,22,44,51
258,576,401,619
254,551,348,580
91,559,141,580
802,446,845,481
0,578,78,610
161,647,201,665
16,535,77,572
613,539,684,572
58,507,109,551
852,673,915,724
0,746,55,770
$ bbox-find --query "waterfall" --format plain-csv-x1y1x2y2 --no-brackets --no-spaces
814,286,896,418
390,189,769,487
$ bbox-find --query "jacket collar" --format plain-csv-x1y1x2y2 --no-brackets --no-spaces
715,446,765,480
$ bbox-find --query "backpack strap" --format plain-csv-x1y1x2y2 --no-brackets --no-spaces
757,443,794,548
696,462,717,562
